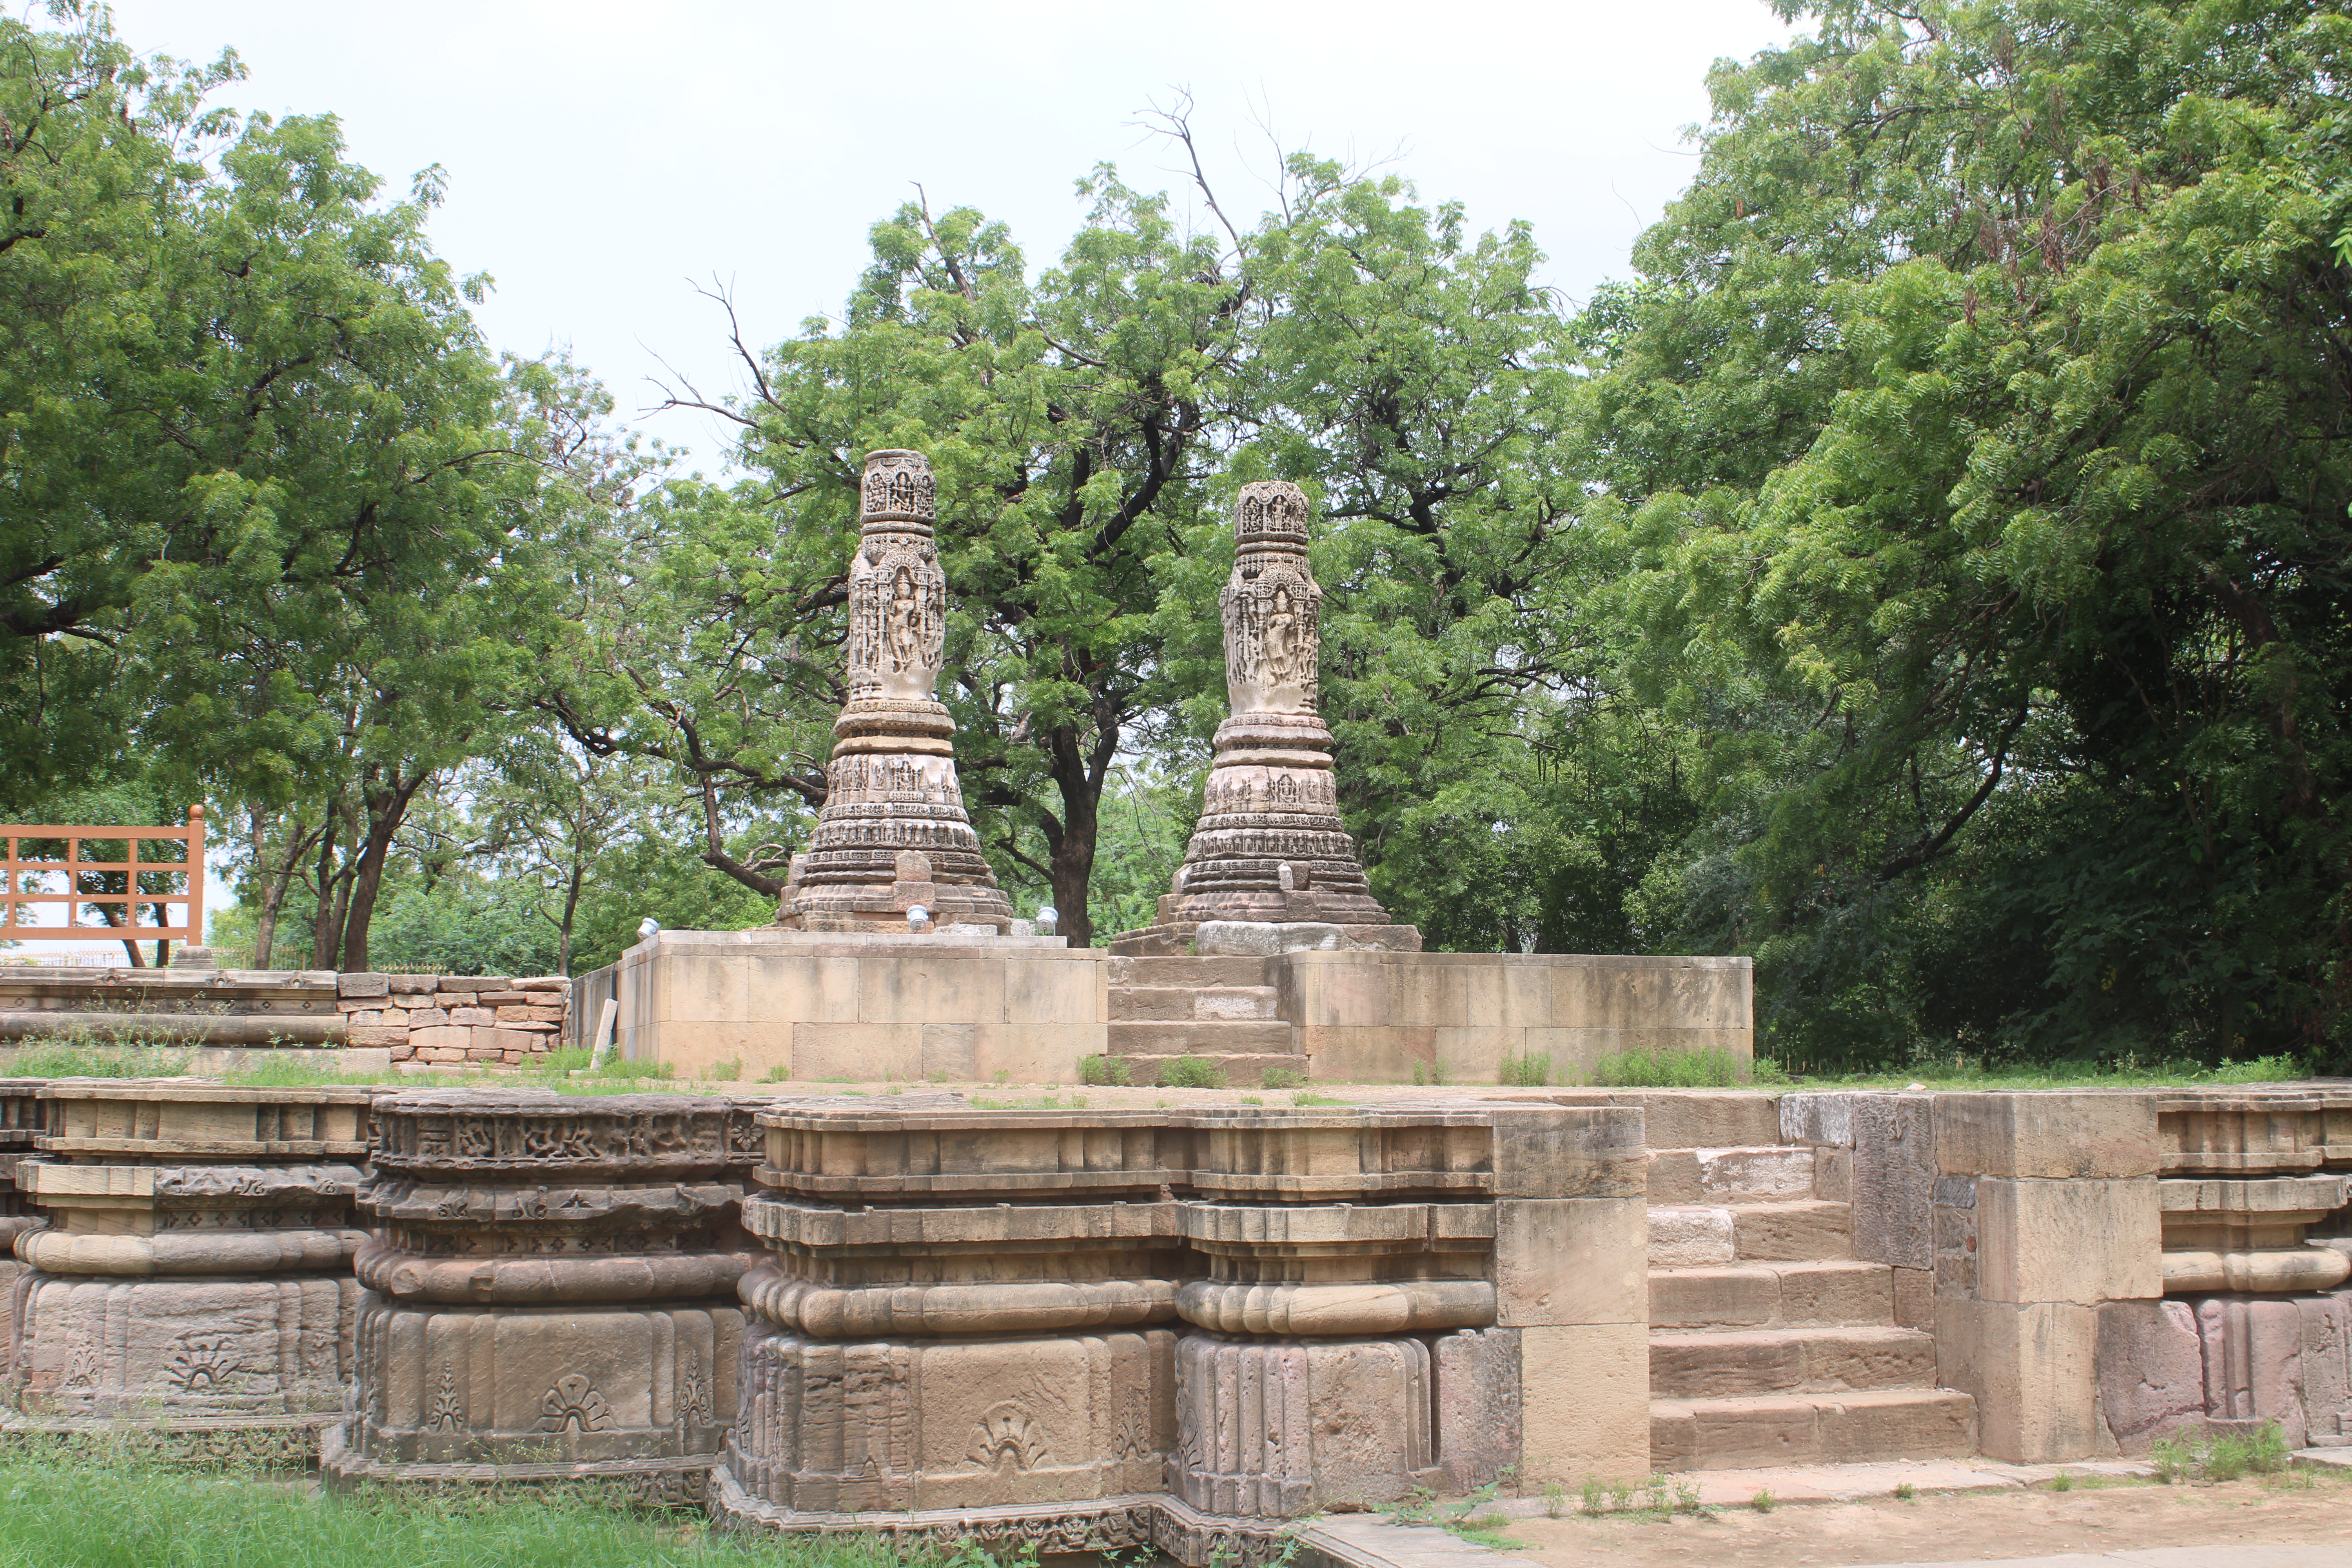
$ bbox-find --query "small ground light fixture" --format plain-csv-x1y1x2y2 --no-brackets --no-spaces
637,916,661,941
907,905,929,931
1035,906,1058,936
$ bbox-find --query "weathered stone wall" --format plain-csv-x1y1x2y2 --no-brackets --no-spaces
0,969,572,1068
620,933,1749,1087
713,1098,1648,1564
334,972,572,1067
616,928,1105,1083
1785,1085,2352,1462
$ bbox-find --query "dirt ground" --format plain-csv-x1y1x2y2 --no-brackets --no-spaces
1498,1471,2352,1566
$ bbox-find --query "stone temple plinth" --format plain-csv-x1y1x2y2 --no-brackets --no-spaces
1113,482,1418,957
3,1081,370,1464
775,449,1015,935
325,1093,757,1503
0,1080,46,1370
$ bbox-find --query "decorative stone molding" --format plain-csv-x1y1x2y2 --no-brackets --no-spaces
776,450,1014,934
4,1083,371,1449
2157,1092,2352,1294
717,1099,1642,1564
327,1093,753,1497
1113,483,1419,957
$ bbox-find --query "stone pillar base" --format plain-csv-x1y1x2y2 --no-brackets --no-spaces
708,1470,1304,1568
321,1421,721,1503
0,1408,339,1470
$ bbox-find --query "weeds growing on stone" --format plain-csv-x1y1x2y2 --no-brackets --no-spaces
1157,1056,1222,1089
1077,1054,1131,1087
1410,1058,1452,1087
706,1058,743,1082
1385,1479,1519,1547
1544,1479,1566,1518
1291,1092,1348,1107
1260,1067,1307,1089
1750,1487,1776,1513
1893,1481,1915,1501
2049,1472,2074,1492
1496,1051,1550,1087
760,1063,792,1083
2149,1422,2290,1484
1566,1474,1709,1522
216,1056,388,1088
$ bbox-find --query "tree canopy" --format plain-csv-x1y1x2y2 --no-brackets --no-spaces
5,0,2348,1073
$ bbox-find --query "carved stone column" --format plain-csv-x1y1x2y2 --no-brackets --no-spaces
1112,483,1418,956
324,1094,755,1501
3,1083,370,1464
775,449,1015,933
713,1104,1180,1552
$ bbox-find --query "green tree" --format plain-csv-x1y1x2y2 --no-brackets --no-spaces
1594,0,2352,1065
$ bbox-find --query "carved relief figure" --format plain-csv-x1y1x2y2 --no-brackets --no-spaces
885,566,924,673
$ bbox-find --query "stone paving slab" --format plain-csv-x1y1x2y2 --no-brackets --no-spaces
2292,1445,2352,1472
1843,1550,2345,1568
1486,1457,2158,1512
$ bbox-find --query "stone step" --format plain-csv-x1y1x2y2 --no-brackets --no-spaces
1109,985,1280,1022
1648,1325,1937,1399
1107,955,1273,989
1107,1020,1297,1056
1108,1052,1312,1089
1648,1145,1817,1205
1650,1389,1979,1471
1648,1202,1854,1267
1649,1261,1895,1330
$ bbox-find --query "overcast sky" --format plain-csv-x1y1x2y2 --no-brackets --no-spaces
41,0,1800,952
103,0,1795,477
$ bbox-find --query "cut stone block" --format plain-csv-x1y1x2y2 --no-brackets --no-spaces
1649,1206,1737,1268
1733,1201,1853,1262
1974,1177,2161,1305
1936,1296,2100,1463
1494,1198,1644,1326
1851,1094,1935,1270
1936,1091,2159,1180
1519,1322,1649,1482
2095,1298,2204,1451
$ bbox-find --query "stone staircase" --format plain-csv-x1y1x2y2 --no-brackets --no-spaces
1641,1099,1976,1470
1104,956,1308,1087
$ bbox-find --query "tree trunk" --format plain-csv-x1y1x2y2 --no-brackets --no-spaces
558,855,584,976
341,767,431,973
309,799,354,971
1039,717,1119,949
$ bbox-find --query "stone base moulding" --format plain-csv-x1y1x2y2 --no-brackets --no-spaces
328,1093,754,1494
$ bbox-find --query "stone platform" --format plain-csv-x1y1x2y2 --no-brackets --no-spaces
617,927,1750,1088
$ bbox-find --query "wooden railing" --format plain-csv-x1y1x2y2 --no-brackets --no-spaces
1,806,205,962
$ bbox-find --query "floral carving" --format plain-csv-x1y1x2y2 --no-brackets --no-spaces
164,1329,242,1392
537,1373,618,1433
968,1401,1050,1472
427,1361,465,1432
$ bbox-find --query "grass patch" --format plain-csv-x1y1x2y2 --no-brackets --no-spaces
1497,1050,1550,1087
1771,1049,2310,1091
0,1040,196,1078
1261,1066,1307,1090
1566,1473,1707,1522
0,1448,1022,1567
215,1056,390,1088
1078,1054,1131,1087
1588,1044,1750,1088
1410,1058,1452,1087
969,1093,1088,1110
1291,1091,1350,1107
2149,1421,2290,1483
704,1058,743,1082
1156,1056,1222,1089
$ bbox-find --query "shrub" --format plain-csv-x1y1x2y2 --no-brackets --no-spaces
1261,1066,1307,1089
1078,1054,1131,1087
1157,1056,1223,1089
1498,1050,1551,1087
759,1063,792,1083
1411,1057,1452,1087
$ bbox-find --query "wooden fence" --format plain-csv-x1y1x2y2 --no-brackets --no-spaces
0,806,205,961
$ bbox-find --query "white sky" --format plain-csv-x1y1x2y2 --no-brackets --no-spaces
100,0,1794,477
20,0,1799,955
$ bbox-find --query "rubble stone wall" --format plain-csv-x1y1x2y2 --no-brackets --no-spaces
334,971,573,1067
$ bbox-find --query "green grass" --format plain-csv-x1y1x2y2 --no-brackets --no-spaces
1155,1056,1222,1089
1260,1066,1307,1090
1497,1049,1551,1087
1776,1052,2310,1091
0,1040,196,1077
2149,1420,2291,1483
215,1056,392,1088
1588,1044,1751,1088
1077,1054,1131,1087
0,1449,1020,1567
